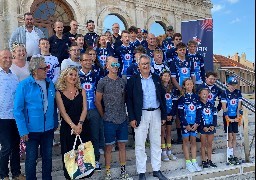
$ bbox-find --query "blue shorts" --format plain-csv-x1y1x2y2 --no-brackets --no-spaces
104,120,128,145
181,124,198,138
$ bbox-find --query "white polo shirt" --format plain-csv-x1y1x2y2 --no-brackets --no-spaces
0,68,19,119
26,28,41,57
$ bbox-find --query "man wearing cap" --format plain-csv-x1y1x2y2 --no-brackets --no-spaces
162,26,175,61
221,76,243,165
84,20,98,48
141,29,148,41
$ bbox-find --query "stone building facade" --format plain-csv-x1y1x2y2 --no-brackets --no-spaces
0,0,212,49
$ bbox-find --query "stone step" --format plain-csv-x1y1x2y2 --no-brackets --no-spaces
33,146,255,180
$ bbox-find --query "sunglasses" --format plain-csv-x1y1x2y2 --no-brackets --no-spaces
38,65,50,71
111,62,120,68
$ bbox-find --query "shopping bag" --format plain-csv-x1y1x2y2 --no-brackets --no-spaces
64,135,95,179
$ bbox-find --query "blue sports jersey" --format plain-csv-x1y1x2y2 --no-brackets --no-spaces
137,39,148,48
145,47,155,64
129,40,140,49
221,89,242,117
165,47,178,66
162,37,174,62
79,70,100,110
198,101,217,127
187,53,205,85
84,32,98,48
178,93,200,126
151,63,169,76
96,47,114,68
114,44,134,75
196,82,222,106
170,56,195,87
92,63,105,79
126,63,139,79
165,89,178,116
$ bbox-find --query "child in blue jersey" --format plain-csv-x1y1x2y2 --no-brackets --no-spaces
178,78,202,172
160,69,178,162
221,76,243,165
170,42,196,144
128,26,140,49
187,40,205,89
151,49,170,76
198,88,217,168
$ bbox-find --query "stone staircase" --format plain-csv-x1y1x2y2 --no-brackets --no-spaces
19,110,255,179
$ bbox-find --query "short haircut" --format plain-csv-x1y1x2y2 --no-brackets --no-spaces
128,26,138,34
86,20,94,25
121,30,130,37
153,49,163,55
198,87,210,94
176,42,187,49
24,12,33,18
206,71,218,78
187,40,197,46
134,45,146,54
39,38,49,44
138,54,150,64
69,42,78,50
75,34,84,40
172,33,182,40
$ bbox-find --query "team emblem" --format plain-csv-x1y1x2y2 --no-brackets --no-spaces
165,93,171,99
83,83,92,90
230,99,237,105
100,55,106,60
204,108,211,115
181,68,188,74
208,93,213,100
125,54,131,60
188,103,195,111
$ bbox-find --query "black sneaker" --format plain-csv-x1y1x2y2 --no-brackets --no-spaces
233,157,241,165
202,161,210,168
228,156,236,165
208,160,217,168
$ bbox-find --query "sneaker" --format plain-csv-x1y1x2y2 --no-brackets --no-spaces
168,153,178,161
105,171,112,180
120,172,133,180
95,161,101,171
99,148,104,155
186,162,197,172
192,161,202,172
208,160,217,168
112,146,115,152
228,156,236,165
161,153,170,162
202,161,210,168
233,157,241,165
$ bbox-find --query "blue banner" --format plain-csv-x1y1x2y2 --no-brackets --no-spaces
181,18,213,71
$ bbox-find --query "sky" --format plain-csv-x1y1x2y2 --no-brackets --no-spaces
103,0,255,62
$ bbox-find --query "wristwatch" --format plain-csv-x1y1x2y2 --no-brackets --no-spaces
79,121,84,125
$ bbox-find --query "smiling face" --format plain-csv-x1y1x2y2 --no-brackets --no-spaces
39,39,50,53
0,50,12,72
80,54,92,70
138,56,151,76
12,45,27,60
161,72,171,83
106,57,119,74
183,79,194,93
65,69,78,85
199,89,210,102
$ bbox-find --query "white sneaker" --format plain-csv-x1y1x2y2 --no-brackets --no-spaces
186,162,197,172
112,146,115,152
161,152,170,162
192,162,202,172
168,153,178,161
99,148,104,155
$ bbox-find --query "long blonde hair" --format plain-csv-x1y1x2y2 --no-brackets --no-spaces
55,67,81,91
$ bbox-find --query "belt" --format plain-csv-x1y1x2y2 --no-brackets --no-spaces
142,107,159,111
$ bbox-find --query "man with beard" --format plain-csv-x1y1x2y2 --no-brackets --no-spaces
9,12,45,61
84,20,98,48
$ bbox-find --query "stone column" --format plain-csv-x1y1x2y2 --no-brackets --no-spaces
174,12,182,33
135,4,145,29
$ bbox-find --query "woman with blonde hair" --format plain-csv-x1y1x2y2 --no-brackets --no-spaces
10,43,30,81
55,67,92,179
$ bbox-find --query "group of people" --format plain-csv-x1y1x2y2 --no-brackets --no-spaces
0,12,244,180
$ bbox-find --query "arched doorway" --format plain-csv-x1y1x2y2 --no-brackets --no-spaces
30,0,74,37
103,14,127,34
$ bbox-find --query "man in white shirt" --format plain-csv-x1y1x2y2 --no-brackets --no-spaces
61,42,81,71
9,12,45,61
0,49,25,180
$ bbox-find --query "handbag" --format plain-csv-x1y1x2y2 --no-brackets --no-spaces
64,135,95,179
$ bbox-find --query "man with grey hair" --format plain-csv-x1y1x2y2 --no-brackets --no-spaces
0,49,25,180
9,12,45,61
127,54,168,180
14,56,58,180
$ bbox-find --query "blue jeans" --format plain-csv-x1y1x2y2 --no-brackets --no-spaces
25,129,54,180
0,119,21,179
87,109,104,161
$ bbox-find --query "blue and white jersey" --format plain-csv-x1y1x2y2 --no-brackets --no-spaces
162,37,174,52
170,56,195,87
178,93,200,126
92,63,105,79
84,32,98,48
96,47,113,68
187,53,205,85
196,82,222,106
33,54,60,84
79,70,100,110
129,39,140,49
151,63,169,76
165,47,178,66
126,63,139,79
137,39,148,48
198,101,217,127
165,89,178,116
145,47,155,65
221,89,242,117
114,44,134,75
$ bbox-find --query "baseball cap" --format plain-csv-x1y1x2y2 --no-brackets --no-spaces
141,29,148,33
166,25,174,31
227,76,238,85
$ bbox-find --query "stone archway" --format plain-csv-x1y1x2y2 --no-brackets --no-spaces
97,6,134,34
146,15,170,32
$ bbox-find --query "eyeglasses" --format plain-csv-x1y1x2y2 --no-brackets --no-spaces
111,62,120,68
175,38,182,41
38,65,50,71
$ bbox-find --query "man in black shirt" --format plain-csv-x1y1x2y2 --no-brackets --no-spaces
84,20,98,48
